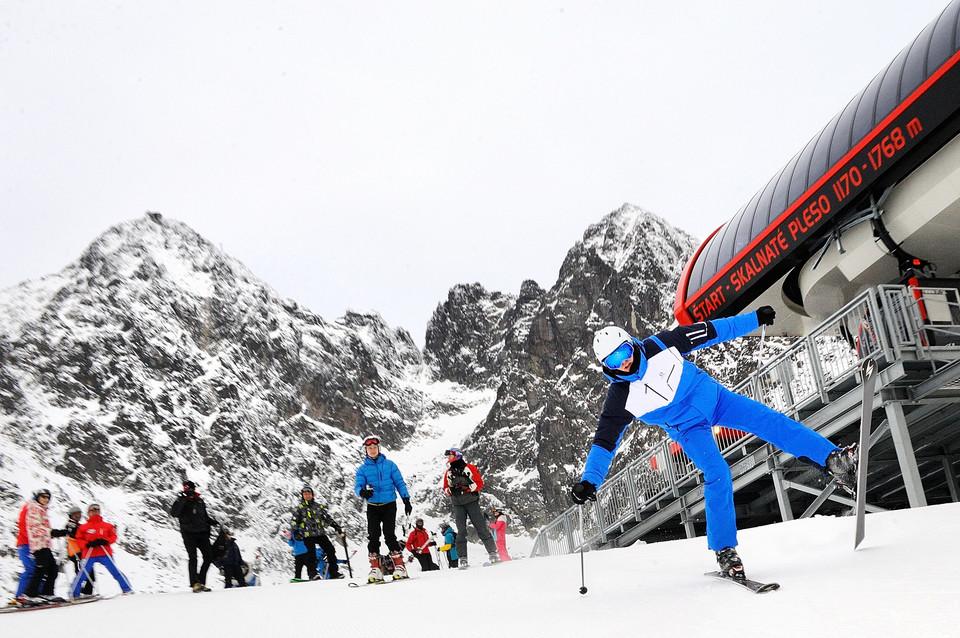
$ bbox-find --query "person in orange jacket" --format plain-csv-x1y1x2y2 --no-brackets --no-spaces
404,519,439,571
64,505,95,596
488,507,511,562
70,504,133,598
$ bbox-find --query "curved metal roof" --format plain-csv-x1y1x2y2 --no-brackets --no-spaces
675,0,960,324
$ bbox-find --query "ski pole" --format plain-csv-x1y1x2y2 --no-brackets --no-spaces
77,549,98,596
341,534,353,578
757,324,766,370
578,505,588,595
102,551,133,592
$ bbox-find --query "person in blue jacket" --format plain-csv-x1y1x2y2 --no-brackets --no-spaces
440,522,458,569
572,307,858,581
283,527,308,581
354,435,413,583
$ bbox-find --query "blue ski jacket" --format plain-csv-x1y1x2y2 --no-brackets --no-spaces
354,453,410,505
581,311,760,487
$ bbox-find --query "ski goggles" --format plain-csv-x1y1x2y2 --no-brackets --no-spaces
363,437,380,447
603,341,635,369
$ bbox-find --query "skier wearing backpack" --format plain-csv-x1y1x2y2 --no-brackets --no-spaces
574,308,858,581
354,435,413,583
442,448,500,569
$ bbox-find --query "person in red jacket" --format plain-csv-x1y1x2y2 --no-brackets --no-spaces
22,488,67,599
404,519,439,571
488,507,511,562
70,504,133,598
441,448,500,569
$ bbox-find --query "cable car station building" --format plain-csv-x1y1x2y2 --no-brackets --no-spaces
535,0,960,555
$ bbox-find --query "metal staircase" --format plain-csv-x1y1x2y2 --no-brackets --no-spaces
532,283,960,557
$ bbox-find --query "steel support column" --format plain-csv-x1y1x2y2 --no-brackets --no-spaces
943,457,959,503
884,400,928,507
767,454,794,522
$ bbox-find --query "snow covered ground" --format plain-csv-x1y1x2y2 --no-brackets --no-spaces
3,501,957,637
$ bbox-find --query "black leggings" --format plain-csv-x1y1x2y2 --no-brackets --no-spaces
25,549,57,597
181,531,214,586
304,535,341,578
365,501,401,555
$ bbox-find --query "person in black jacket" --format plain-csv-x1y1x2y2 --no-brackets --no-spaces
215,530,248,588
292,487,345,580
64,505,94,596
169,480,218,592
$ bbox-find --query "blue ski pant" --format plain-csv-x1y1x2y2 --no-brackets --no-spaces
16,544,35,597
665,384,838,552
71,554,132,598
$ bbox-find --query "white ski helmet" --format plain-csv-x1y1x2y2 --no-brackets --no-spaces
362,434,381,449
593,326,632,364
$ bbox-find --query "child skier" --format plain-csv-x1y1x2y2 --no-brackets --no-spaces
489,507,511,562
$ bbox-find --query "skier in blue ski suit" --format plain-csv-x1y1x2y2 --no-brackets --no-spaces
573,307,856,579
354,435,413,582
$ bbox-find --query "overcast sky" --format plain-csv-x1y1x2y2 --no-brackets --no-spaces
1,1,952,344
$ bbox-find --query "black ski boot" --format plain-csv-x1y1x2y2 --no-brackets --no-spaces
716,547,746,580
825,443,858,489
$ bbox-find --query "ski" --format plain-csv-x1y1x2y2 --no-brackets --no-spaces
0,595,102,614
347,577,413,588
704,571,780,593
855,358,877,549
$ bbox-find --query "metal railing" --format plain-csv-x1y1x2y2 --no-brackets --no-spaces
531,284,960,557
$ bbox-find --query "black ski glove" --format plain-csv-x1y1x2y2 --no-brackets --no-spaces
50,528,68,538
86,538,109,548
402,497,412,516
571,480,597,505
757,306,776,326
359,487,374,499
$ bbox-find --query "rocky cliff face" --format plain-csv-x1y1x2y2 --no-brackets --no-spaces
0,214,436,580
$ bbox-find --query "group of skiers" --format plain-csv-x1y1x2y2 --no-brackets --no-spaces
10,489,133,606
354,435,510,583
161,437,513,592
